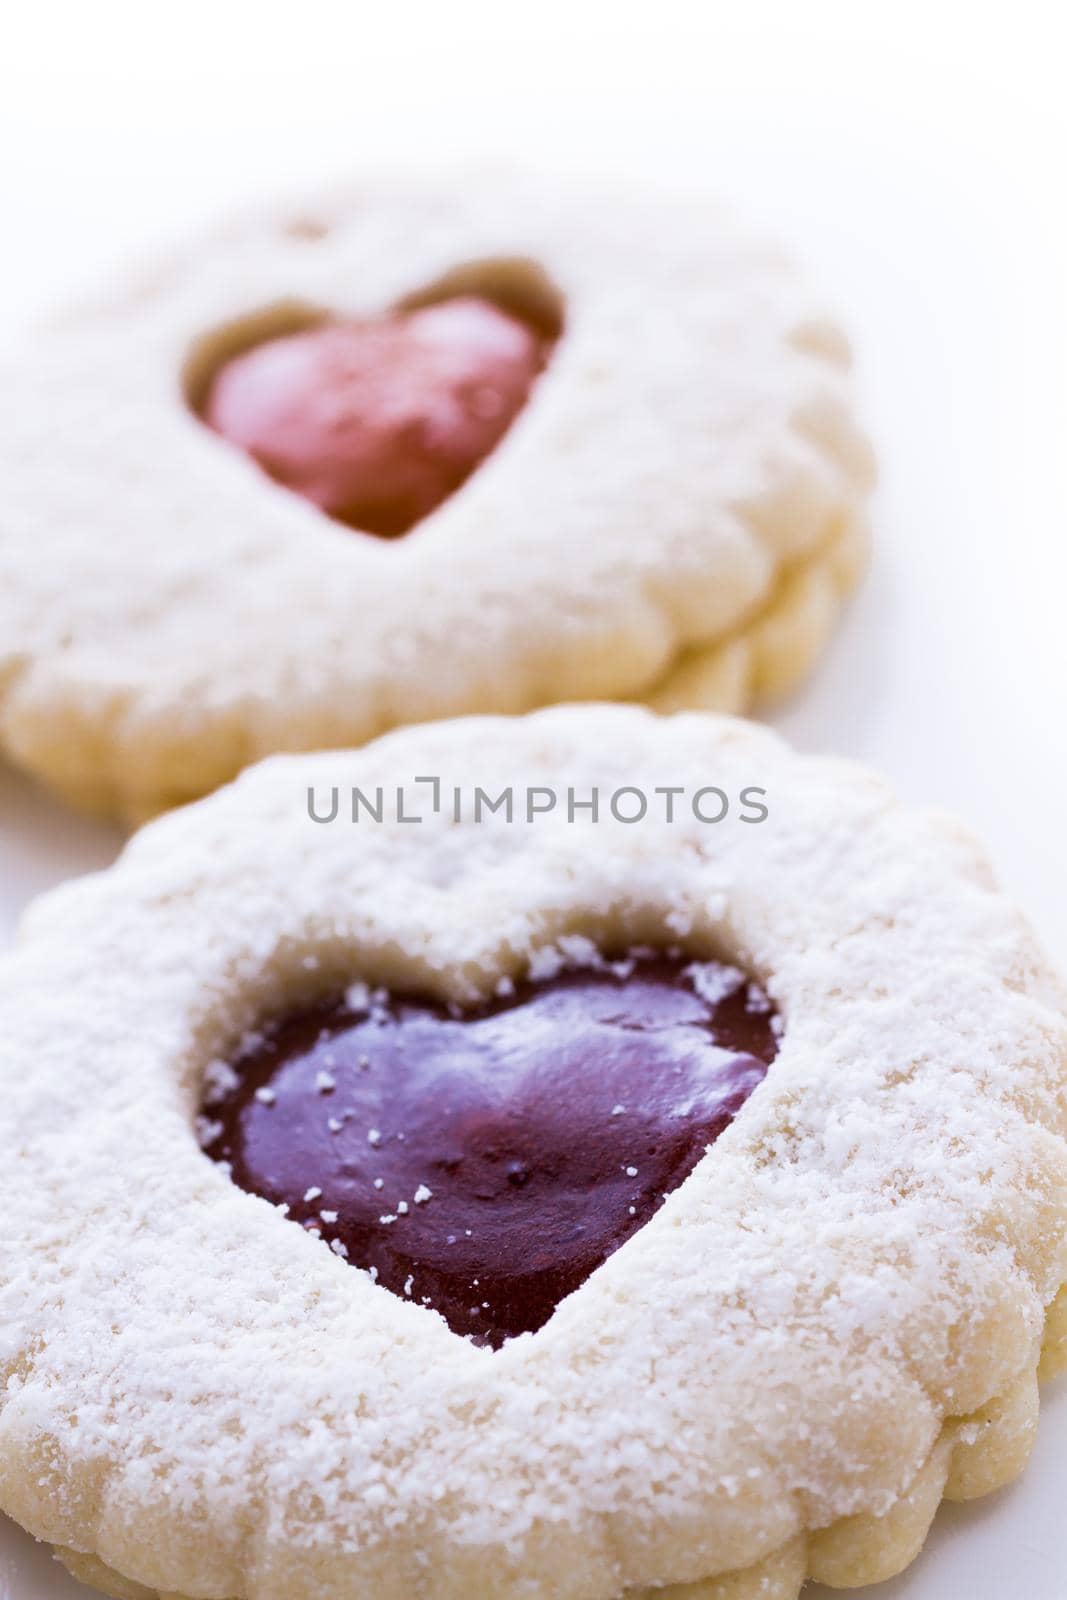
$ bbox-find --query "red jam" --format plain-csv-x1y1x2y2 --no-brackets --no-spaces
201,954,778,1346
201,296,548,536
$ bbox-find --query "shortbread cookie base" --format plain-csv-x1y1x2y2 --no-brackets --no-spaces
3,709,1064,1600
0,176,874,824
644,509,869,719
50,1296,1064,1599
9,511,871,830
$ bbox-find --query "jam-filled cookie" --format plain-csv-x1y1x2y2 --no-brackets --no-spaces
1,706,1064,1600
0,176,873,823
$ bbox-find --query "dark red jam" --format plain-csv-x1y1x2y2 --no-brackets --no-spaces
201,953,778,1346
201,295,549,536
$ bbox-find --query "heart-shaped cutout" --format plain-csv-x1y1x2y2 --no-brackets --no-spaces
197,287,555,537
200,952,778,1346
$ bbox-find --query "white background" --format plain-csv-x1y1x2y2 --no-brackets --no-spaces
1,3,1065,1596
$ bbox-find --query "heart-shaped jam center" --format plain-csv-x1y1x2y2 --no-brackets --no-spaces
200,295,550,536
200,953,778,1346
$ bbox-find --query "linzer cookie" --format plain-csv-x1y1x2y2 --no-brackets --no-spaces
1,706,1064,1600
0,176,873,823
